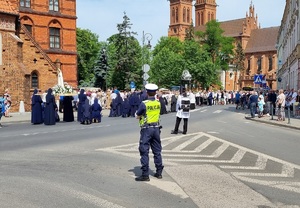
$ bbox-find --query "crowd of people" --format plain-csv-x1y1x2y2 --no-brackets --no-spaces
3,86,295,127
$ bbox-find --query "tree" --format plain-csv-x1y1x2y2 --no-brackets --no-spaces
94,44,109,90
195,20,234,88
76,28,101,87
233,41,245,90
150,37,184,88
107,12,142,90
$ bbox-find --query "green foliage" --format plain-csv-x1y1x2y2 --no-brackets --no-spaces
76,28,102,87
234,41,245,72
107,12,142,90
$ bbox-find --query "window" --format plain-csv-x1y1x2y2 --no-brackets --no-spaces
201,12,204,25
31,72,38,89
268,56,273,71
257,57,262,73
247,59,250,75
172,8,175,24
175,7,178,23
24,24,32,34
187,8,190,23
49,0,59,12
49,27,60,49
20,0,30,7
197,12,200,26
183,8,186,22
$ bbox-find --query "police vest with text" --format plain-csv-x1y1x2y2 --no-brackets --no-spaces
181,96,190,112
139,100,161,127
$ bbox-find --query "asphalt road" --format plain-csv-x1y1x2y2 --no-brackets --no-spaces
0,105,299,208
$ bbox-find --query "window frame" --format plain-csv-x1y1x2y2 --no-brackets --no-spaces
31,72,39,89
20,0,31,8
49,0,59,12
49,27,60,49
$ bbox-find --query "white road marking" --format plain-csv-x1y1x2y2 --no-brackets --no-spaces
96,132,300,194
213,110,222,113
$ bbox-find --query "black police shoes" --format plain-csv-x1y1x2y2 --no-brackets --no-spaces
154,173,162,179
135,175,150,182
171,130,178,134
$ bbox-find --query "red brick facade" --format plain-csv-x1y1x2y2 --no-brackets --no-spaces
168,0,278,91
0,0,77,112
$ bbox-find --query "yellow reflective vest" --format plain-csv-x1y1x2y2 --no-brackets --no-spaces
139,100,161,126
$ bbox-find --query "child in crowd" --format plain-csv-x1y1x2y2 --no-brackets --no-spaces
257,97,265,118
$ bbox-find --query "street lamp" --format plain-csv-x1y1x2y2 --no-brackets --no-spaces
181,69,192,93
142,31,152,87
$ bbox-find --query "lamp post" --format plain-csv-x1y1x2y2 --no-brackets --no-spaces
142,31,152,87
101,48,108,91
181,69,192,93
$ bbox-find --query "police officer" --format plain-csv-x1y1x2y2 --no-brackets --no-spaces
135,83,164,181
171,87,191,134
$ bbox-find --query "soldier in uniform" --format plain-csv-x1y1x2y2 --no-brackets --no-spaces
135,83,164,182
171,87,191,134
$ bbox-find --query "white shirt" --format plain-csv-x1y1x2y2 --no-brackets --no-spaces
176,95,190,118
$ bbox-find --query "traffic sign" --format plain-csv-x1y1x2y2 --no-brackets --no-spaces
254,75,263,84
143,64,150,73
143,73,149,80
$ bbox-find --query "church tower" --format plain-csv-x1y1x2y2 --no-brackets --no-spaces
168,0,193,41
194,0,217,27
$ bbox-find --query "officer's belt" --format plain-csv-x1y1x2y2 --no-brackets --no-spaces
141,122,159,128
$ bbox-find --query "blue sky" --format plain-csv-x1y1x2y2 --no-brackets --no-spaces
77,0,285,46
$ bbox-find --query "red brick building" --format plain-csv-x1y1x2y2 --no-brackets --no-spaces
0,0,77,112
168,0,278,91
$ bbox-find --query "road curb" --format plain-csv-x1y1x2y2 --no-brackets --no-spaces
245,116,300,131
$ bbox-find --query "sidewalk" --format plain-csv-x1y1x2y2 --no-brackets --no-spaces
3,109,300,130
245,114,300,130
1,109,111,124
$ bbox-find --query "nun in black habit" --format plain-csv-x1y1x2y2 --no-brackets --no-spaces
63,96,74,122
91,98,102,123
171,94,177,112
129,91,140,117
158,94,168,115
44,88,56,125
77,89,87,122
31,89,43,124
81,99,92,124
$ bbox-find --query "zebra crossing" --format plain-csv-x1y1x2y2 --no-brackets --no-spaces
95,132,300,194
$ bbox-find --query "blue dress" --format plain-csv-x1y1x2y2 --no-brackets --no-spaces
91,98,102,122
31,89,43,124
44,88,56,125
77,89,87,122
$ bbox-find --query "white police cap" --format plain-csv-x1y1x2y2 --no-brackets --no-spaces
145,83,158,92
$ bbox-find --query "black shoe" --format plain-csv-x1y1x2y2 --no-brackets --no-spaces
171,130,178,134
182,132,186,135
135,176,150,182
154,173,162,179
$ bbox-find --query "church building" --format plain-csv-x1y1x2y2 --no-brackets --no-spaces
0,0,77,112
168,0,278,91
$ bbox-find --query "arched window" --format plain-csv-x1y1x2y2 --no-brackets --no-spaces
201,12,204,25
208,12,211,21
211,12,214,20
257,57,262,73
187,8,190,23
172,8,175,24
49,27,60,49
175,7,179,23
197,12,200,26
247,59,250,75
268,56,273,71
183,7,186,22
31,72,38,89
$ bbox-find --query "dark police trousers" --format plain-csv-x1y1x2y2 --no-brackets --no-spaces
174,117,188,134
139,125,163,177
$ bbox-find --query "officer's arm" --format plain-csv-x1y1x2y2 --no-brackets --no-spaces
135,103,145,119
